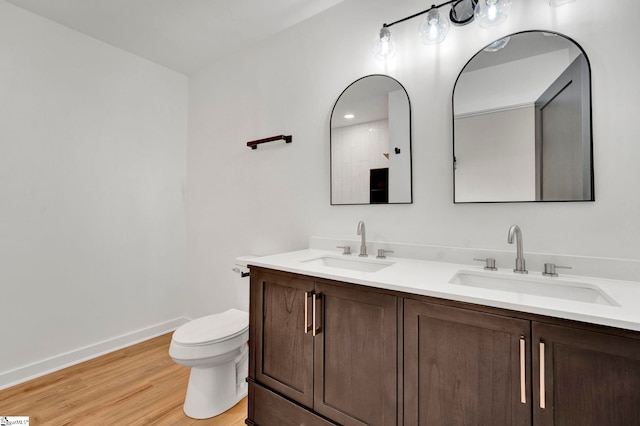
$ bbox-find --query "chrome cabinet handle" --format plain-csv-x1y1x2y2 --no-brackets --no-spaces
520,336,526,404
304,291,312,334
540,341,546,409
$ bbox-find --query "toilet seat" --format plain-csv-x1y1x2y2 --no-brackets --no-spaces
169,308,249,364
172,308,248,347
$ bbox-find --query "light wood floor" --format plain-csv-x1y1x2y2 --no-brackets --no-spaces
0,333,247,425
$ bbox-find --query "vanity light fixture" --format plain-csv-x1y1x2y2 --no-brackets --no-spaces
547,0,575,6
344,114,355,119
372,26,396,60
419,7,450,45
373,0,576,60
475,0,512,28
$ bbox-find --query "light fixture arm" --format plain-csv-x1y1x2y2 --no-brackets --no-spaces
382,0,457,29
374,0,572,61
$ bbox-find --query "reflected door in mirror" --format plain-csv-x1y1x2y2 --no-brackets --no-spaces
535,54,591,201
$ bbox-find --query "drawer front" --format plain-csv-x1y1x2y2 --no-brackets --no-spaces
249,382,337,426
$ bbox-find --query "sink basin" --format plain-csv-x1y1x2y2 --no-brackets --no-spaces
302,256,393,273
449,270,618,306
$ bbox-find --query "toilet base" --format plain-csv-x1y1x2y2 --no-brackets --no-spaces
182,347,248,419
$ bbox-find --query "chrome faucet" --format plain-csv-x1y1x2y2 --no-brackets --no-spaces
357,221,367,257
507,225,527,274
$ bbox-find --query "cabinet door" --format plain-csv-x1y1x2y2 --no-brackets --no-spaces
404,299,531,426
253,270,315,407
314,282,398,426
533,322,640,426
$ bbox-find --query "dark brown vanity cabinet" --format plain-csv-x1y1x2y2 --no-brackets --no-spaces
532,322,640,426
249,268,398,426
248,267,640,426
404,298,640,426
403,299,532,426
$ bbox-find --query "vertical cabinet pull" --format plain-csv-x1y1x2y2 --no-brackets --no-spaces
312,293,317,336
312,293,322,336
305,291,322,336
304,291,312,334
539,341,546,409
520,336,526,404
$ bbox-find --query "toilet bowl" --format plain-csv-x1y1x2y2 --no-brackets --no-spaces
169,308,249,419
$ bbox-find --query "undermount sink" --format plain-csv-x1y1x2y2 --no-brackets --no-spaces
302,255,393,273
449,270,618,306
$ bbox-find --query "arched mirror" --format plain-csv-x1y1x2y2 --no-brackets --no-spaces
453,31,593,203
331,75,412,205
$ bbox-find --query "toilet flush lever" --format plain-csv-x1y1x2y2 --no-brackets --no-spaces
232,267,250,278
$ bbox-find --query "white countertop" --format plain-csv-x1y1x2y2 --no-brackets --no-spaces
248,248,640,332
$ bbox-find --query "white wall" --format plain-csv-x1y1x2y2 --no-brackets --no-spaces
454,49,575,115
388,89,411,203
0,1,188,387
187,0,640,318
455,106,536,202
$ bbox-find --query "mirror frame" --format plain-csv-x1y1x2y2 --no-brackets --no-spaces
330,74,413,205
451,30,594,204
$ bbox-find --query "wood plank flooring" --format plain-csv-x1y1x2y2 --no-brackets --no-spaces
0,333,247,425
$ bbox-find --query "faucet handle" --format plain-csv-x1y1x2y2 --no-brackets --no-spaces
542,263,572,277
376,249,394,259
473,258,497,271
337,245,352,255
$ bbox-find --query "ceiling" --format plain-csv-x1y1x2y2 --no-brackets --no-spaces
6,0,344,75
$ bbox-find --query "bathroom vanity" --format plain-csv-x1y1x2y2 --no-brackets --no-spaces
245,247,640,426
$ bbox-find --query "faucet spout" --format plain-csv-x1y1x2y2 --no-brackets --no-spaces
507,225,527,274
357,221,367,257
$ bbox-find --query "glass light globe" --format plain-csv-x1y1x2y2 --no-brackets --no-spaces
547,0,576,6
483,36,510,52
372,26,396,61
475,0,512,28
419,8,450,45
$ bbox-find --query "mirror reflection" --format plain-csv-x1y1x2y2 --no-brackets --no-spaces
331,75,412,205
453,31,593,203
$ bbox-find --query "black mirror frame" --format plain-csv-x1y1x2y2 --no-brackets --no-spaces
451,30,594,204
330,74,413,206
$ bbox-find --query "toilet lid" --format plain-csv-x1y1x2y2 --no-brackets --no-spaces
173,308,249,346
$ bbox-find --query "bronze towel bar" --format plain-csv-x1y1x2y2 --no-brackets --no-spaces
246,134,292,149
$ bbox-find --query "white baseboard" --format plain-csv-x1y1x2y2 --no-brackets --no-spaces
0,316,191,391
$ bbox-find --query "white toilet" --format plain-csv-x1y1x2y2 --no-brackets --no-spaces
169,256,253,419
169,308,249,419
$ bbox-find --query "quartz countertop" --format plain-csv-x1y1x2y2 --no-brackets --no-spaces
248,249,640,332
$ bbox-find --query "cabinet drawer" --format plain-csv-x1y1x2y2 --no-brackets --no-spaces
249,382,337,426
